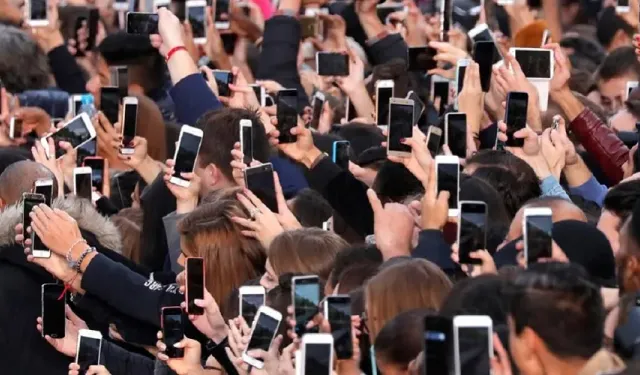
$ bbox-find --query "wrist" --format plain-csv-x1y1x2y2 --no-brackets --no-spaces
301,147,324,169
44,34,65,54
531,156,551,179
176,197,198,214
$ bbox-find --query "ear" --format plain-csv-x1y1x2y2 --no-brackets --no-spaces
204,163,222,188
520,327,546,373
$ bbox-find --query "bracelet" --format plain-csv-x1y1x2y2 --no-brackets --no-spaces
65,238,87,264
166,46,187,61
72,246,95,273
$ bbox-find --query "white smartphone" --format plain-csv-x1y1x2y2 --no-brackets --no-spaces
186,0,207,44
120,96,138,155
453,315,493,375
41,113,97,159
509,48,554,80
455,59,470,103
375,80,394,126
170,125,204,187
497,0,514,4
242,306,282,369
213,0,230,29
73,167,93,200
627,81,638,101
301,333,334,375
617,0,630,13
426,126,443,157
9,117,22,140
387,98,414,158
75,329,103,372
26,0,49,26
113,0,129,10
34,178,54,205
310,91,326,130
69,95,84,117
250,84,267,107
435,155,460,217
522,207,553,266
468,24,491,42
239,286,265,327
23,193,48,258
541,29,550,46
154,0,170,10
292,275,321,336
239,119,253,166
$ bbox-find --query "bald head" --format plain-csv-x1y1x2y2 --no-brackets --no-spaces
506,197,587,241
0,161,57,207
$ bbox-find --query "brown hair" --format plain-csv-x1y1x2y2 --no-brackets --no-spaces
111,207,143,263
268,228,348,282
178,198,266,311
365,259,452,340
132,94,166,162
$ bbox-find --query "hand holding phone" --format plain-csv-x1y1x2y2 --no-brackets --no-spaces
170,125,204,187
244,163,278,213
292,275,320,336
277,89,298,143
161,307,185,358
126,12,159,35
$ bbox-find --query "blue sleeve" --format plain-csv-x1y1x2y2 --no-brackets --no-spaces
169,73,223,126
412,230,458,273
269,156,308,198
540,176,571,201
568,176,608,206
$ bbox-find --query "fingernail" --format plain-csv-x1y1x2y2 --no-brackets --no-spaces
400,138,406,142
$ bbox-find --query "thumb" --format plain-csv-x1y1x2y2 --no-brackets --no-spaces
366,189,383,215
65,305,85,327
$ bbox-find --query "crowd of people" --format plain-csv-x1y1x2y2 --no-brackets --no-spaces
3,0,640,374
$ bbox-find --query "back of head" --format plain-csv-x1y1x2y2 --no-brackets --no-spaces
334,123,385,156
603,180,640,223
111,207,143,263
372,161,424,203
289,188,332,228
329,244,383,290
597,46,640,82
471,165,537,218
133,94,167,161
0,160,58,207
440,275,510,325
524,196,587,222
367,58,411,99
0,24,51,92
507,262,604,360
460,174,511,224
596,7,634,50
560,35,606,67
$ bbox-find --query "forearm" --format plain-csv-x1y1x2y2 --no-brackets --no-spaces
211,52,233,71
168,50,200,85
551,88,584,122
135,156,162,184
358,13,385,40
540,176,570,200
563,157,593,188
345,85,375,123
541,0,562,42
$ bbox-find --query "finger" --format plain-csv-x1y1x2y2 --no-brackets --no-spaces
366,188,383,215
273,172,287,210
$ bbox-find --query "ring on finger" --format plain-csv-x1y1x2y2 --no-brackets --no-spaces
249,207,261,220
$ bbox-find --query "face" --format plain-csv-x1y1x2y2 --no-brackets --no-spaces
508,317,530,374
597,210,622,256
259,259,278,291
609,108,638,133
598,73,638,115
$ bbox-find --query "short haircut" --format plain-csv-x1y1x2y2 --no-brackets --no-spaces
440,275,510,325
366,58,411,99
0,161,58,206
471,165,540,218
289,188,333,228
596,6,635,49
507,262,604,359
195,107,270,181
328,244,383,289
603,180,640,224
0,24,51,92
560,35,606,67
596,46,640,82
372,161,424,203
374,309,435,368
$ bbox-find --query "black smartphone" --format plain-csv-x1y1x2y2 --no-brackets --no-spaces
34,179,54,206
458,201,488,264
292,275,320,336
244,163,278,213
23,193,48,257
524,209,553,263
116,66,129,97
445,113,467,159
82,157,105,195
473,41,495,92
332,141,350,169
213,70,233,97
504,92,528,147
310,92,325,130
240,120,253,165
635,123,640,173
41,283,66,338
424,316,453,375
325,295,353,359
126,12,159,35
377,3,404,23
436,158,459,215
387,99,414,155
316,53,349,76
440,0,451,41
456,65,467,94
407,91,425,126
186,257,204,315
161,307,185,358
433,80,449,115
407,46,438,71
100,86,120,125
426,126,443,157
277,89,298,144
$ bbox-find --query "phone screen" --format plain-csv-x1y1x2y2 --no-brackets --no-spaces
514,50,551,79
388,102,414,153
30,0,47,20
73,98,83,117
505,92,528,147
77,335,101,372
127,13,159,34
247,312,279,353
11,118,23,138
241,125,253,164
310,96,324,129
75,172,92,200
162,309,184,358
333,142,350,169
447,114,467,159
35,183,53,206
213,71,232,97
24,194,47,252
424,316,451,375
122,103,137,146
116,67,128,96
245,165,278,213
305,343,332,375
437,163,459,211
441,0,451,40
294,277,320,335
42,284,66,338
242,293,265,327
188,6,206,38
46,116,94,159
408,47,437,71
473,42,494,92
427,130,441,157
83,159,104,193
376,86,393,126
173,132,202,179
407,92,425,126
251,85,263,104
277,90,298,143
457,66,467,94
457,326,491,375
472,27,493,43
317,53,349,76
459,203,487,264
187,258,204,315
100,87,120,125
215,0,229,24
328,298,353,359
433,81,449,113
526,214,553,262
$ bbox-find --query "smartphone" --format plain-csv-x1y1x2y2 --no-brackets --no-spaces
457,201,488,265
69,95,84,117
34,178,54,206
375,80,394,126
424,316,453,375
310,92,325,130
292,275,320,336
154,0,170,10
75,329,102,372
431,76,449,114
510,48,554,80
332,141,350,170
345,97,357,122
627,81,639,101
541,29,550,46
73,167,93,200
453,316,493,375
301,333,334,375
41,113,97,159
214,0,230,29
435,155,460,217
161,307,185,358
116,66,129,97
26,0,49,26
186,257,205,315
445,113,467,159
324,295,352,359
407,46,437,71
240,119,253,165
468,24,492,43
100,86,120,125
617,0,630,13
126,12,159,34
376,3,405,23
387,98,414,157
440,0,451,41
276,89,298,144
250,84,266,107
300,15,318,39
120,96,138,154
406,91,425,126
455,59,469,97
41,283,66,338
523,207,553,265
242,306,282,368
504,92,528,147
473,42,494,92
213,70,233,97
82,157,106,195
9,117,23,140
244,163,278,213
186,0,206,44
23,193,48,258
426,126,442,157
316,52,349,76
113,0,129,10
239,286,266,327
170,125,204,187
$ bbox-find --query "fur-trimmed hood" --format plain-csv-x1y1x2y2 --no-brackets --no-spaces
0,196,122,251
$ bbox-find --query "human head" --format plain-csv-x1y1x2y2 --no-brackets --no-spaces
367,58,411,99
506,196,587,242
0,160,58,209
364,259,452,340
596,46,640,115
327,244,383,294
609,87,640,132
560,35,606,70
288,188,333,228
0,24,51,92
372,161,424,203
616,201,640,293
596,7,634,52
178,198,267,311
111,207,143,263
260,228,348,290
459,174,512,224
507,263,604,374
131,94,167,162
600,180,640,256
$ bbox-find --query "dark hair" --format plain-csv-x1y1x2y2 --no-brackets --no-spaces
374,309,435,369
560,35,606,67
366,58,411,99
336,263,381,294
596,46,640,82
460,174,511,224
603,180,640,224
507,262,604,359
196,107,270,181
334,123,385,157
289,188,333,228
266,282,293,349
372,161,424,203
0,25,51,92
440,275,510,325
329,244,383,289
471,165,538,218
568,69,597,95
568,194,601,224
596,7,635,49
